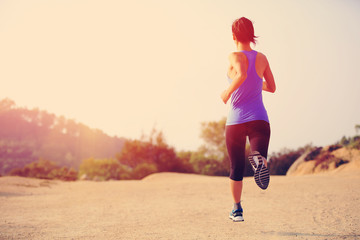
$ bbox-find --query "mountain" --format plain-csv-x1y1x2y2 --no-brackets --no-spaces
0,98,125,175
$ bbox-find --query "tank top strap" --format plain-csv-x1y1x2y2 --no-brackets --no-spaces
240,50,257,74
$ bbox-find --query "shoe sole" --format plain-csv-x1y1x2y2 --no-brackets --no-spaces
248,152,258,172
248,151,270,190
229,215,244,222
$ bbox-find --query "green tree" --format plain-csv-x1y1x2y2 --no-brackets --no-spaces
193,117,256,177
78,158,131,181
117,128,190,173
176,151,195,173
189,146,228,176
194,117,230,176
199,117,228,161
340,136,350,146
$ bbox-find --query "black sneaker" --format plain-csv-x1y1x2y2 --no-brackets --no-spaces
248,151,270,190
229,209,244,222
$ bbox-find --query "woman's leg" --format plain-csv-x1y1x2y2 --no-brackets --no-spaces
248,120,271,166
230,180,243,204
225,124,247,205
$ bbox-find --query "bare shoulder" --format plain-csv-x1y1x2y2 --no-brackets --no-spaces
256,52,269,65
228,52,247,64
255,52,271,78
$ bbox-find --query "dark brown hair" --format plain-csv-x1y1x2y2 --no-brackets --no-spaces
232,17,257,44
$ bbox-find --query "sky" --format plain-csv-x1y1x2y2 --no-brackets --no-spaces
1,0,360,154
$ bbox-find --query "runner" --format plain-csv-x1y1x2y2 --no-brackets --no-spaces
221,17,276,222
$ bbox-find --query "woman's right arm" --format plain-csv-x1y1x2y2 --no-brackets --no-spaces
221,53,247,104
262,56,276,93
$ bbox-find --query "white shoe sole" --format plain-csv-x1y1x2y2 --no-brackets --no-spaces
249,151,270,190
229,215,244,222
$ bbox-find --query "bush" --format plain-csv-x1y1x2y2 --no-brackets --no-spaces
50,167,78,181
9,159,78,181
348,136,360,149
189,150,228,176
132,163,158,179
339,135,360,149
79,158,131,181
117,130,193,174
268,145,311,175
305,147,322,161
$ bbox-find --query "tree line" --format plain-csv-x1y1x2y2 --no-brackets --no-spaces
1,98,359,180
0,98,125,175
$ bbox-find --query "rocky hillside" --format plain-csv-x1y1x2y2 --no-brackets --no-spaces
286,145,360,176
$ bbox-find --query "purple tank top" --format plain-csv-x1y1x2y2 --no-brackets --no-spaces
226,50,269,126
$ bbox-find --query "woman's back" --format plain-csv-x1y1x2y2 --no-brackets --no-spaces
227,51,270,81
226,50,269,125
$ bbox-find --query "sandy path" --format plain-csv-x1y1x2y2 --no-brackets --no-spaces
0,172,359,240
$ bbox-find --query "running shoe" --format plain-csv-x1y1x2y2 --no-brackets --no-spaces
229,209,244,222
248,151,270,190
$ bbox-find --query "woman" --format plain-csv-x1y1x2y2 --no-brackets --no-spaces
221,17,276,222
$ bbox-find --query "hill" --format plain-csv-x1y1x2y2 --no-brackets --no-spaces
287,145,360,176
0,98,125,175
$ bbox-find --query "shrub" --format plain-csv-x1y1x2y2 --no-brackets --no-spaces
9,159,78,181
305,147,322,161
79,158,131,181
132,163,158,179
268,145,311,175
339,135,360,149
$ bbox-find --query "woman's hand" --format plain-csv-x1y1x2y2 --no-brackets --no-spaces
221,90,231,104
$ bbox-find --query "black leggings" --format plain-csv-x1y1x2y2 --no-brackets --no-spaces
225,120,270,181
